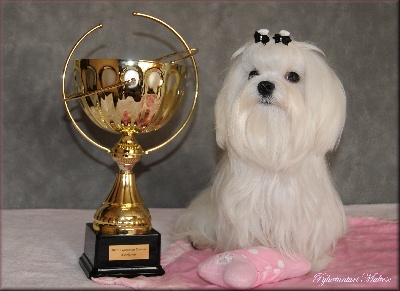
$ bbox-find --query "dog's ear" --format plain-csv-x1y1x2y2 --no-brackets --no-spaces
302,46,346,154
215,56,246,150
213,47,244,150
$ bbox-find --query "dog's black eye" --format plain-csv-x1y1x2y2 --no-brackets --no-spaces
248,70,260,79
285,72,300,83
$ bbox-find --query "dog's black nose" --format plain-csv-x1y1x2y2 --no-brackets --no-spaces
257,81,275,100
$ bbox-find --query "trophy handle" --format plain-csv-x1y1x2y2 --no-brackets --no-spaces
153,47,198,64
62,23,112,153
132,12,199,154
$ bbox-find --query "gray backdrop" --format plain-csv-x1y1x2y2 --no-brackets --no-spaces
1,1,398,209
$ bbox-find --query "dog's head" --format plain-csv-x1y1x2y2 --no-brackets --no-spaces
215,30,346,170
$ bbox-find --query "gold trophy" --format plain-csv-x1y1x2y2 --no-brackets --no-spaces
62,12,198,278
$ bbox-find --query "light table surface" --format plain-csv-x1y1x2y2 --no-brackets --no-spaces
1,205,397,289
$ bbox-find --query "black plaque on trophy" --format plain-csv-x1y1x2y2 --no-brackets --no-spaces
79,223,164,278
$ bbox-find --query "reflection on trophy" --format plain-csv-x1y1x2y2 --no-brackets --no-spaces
62,12,198,278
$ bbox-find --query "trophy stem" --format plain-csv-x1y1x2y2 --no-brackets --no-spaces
93,169,152,235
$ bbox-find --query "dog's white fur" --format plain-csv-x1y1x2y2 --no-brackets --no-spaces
175,35,347,272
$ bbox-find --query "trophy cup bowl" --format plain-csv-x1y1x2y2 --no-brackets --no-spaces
62,12,198,278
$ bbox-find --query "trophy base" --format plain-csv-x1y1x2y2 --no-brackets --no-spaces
79,223,165,278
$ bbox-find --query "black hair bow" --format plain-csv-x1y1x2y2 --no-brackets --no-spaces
254,31,270,45
273,33,292,45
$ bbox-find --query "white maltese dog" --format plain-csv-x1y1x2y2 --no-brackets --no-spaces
175,29,347,287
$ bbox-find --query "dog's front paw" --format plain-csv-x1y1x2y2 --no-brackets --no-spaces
189,236,215,250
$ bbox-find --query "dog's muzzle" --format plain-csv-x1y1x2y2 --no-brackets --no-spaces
258,81,275,104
